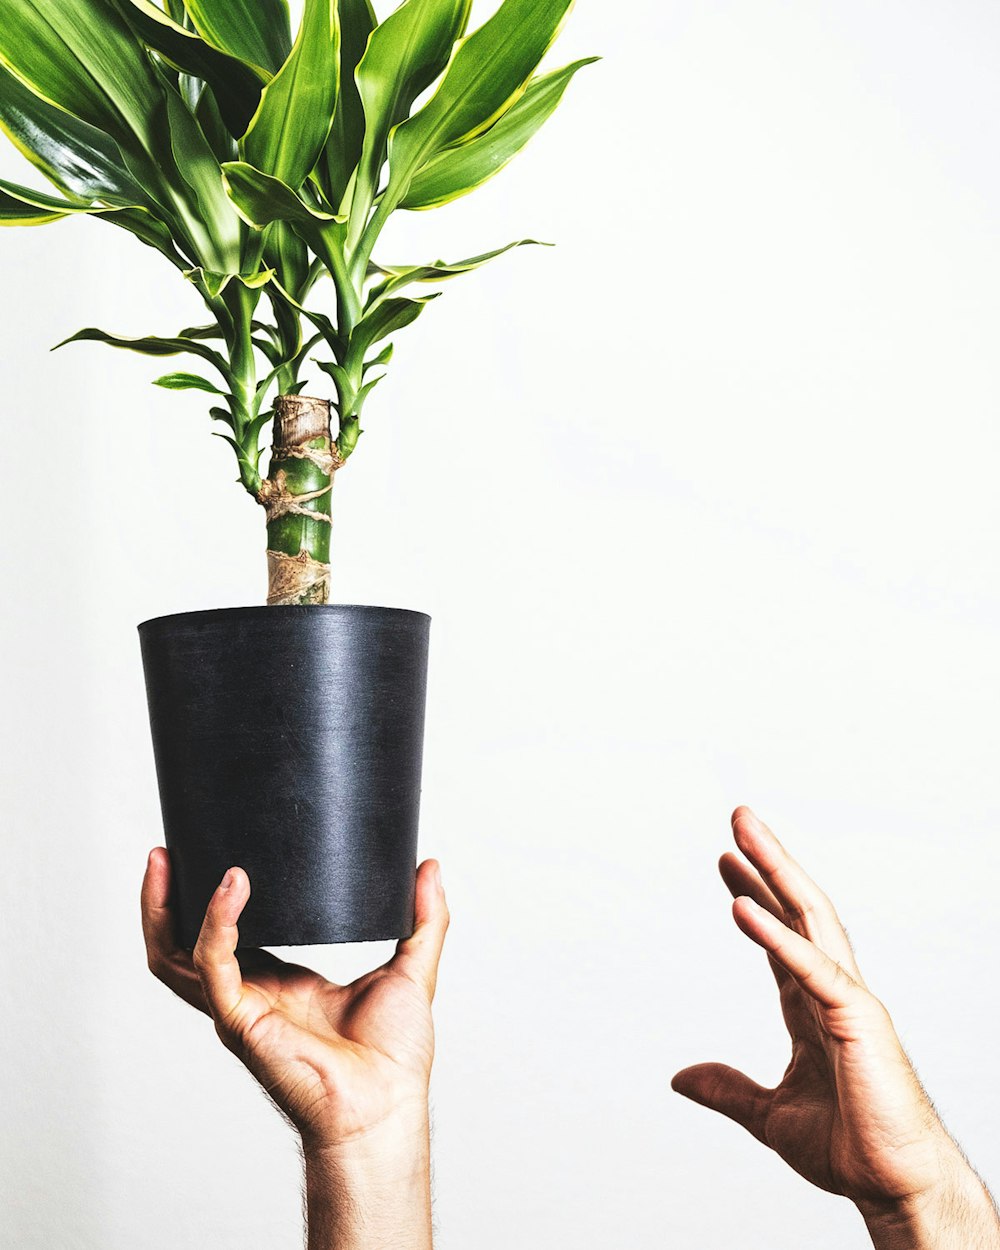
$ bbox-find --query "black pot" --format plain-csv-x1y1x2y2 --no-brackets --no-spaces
138,605,430,949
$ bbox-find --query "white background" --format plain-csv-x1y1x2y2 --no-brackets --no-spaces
2,1,999,1246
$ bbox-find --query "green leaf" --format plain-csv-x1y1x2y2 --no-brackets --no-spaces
401,57,596,209
160,89,242,272
222,161,340,229
288,297,342,355
241,0,340,188
0,1,240,271
368,238,545,304
101,206,189,267
0,174,135,221
213,428,259,473
0,63,146,206
267,271,344,358
165,0,190,25
54,327,230,376
242,405,274,448
0,0,170,152
356,372,384,406
337,412,362,456
364,342,394,371
253,335,282,367
240,269,276,290
266,219,310,300
115,0,265,136
184,265,275,298
0,186,65,225
153,371,224,392
351,0,470,238
316,358,351,392
377,0,576,227
319,0,376,211
350,294,438,360
181,0,293,76
194,82,238,163
178,323,226,339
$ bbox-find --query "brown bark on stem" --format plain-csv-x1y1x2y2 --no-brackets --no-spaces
258,395,343,606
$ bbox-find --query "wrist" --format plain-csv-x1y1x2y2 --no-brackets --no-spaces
301,1101,433,1250
859,1153,999,1250
300,1086,431,1158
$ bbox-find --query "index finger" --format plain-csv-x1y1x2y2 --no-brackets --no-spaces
733,895,869,1016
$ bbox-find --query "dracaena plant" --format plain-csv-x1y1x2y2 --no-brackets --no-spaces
0,0,594,604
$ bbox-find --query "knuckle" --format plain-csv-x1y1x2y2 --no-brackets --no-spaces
785,898,815,924
831,960,855,989
857,987,890,1021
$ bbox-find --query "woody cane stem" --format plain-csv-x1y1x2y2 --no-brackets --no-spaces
258,395,344,606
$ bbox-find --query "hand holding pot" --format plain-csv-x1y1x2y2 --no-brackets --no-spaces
141,849,448,1250
672,807,999,1249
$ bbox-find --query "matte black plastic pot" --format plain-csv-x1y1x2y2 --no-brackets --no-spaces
138,605,430,949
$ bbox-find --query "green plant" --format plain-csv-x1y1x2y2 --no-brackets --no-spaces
0,0,594,603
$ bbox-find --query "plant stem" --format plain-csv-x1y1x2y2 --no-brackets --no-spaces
230,284,257,415
258,395,343,605
351,190,399,289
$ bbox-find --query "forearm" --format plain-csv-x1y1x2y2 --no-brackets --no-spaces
302,1112,433,1250
860,1160,1000,1250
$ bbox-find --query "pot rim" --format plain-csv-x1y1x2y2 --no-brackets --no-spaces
138,603,431,634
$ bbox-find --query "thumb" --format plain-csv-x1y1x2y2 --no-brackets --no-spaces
392,859,450,1001
672,1062,772,1145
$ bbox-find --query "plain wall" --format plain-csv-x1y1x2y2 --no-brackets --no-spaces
2,1,998,1246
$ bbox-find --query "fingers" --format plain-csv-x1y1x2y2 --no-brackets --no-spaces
718,851,783,919
732,895,865,1012
392,859,450,1000
730,806,829,926
672,1062,771,1145
141,847,176,958
191,868,261,1037
718,852,792,996
730,807,861,978
140,848,208,1013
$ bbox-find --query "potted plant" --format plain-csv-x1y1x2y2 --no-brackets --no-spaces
0,0,593,948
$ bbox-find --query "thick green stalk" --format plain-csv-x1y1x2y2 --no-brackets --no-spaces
352,196,392,289
333,335,370,459
207,278,264,496
229,283,257,414
258,394,342,604
314,220,362,336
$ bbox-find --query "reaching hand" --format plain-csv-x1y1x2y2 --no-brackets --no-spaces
141,850,448,1154
673,807,998,1249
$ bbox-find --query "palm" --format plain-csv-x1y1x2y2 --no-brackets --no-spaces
761,1028,841,1192
758,942,942,1205
674,809,946,1212
230,955,435,1141
142,852,448,1148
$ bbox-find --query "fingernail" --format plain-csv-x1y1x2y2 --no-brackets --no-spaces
433,863,443,891
220,869,234,891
